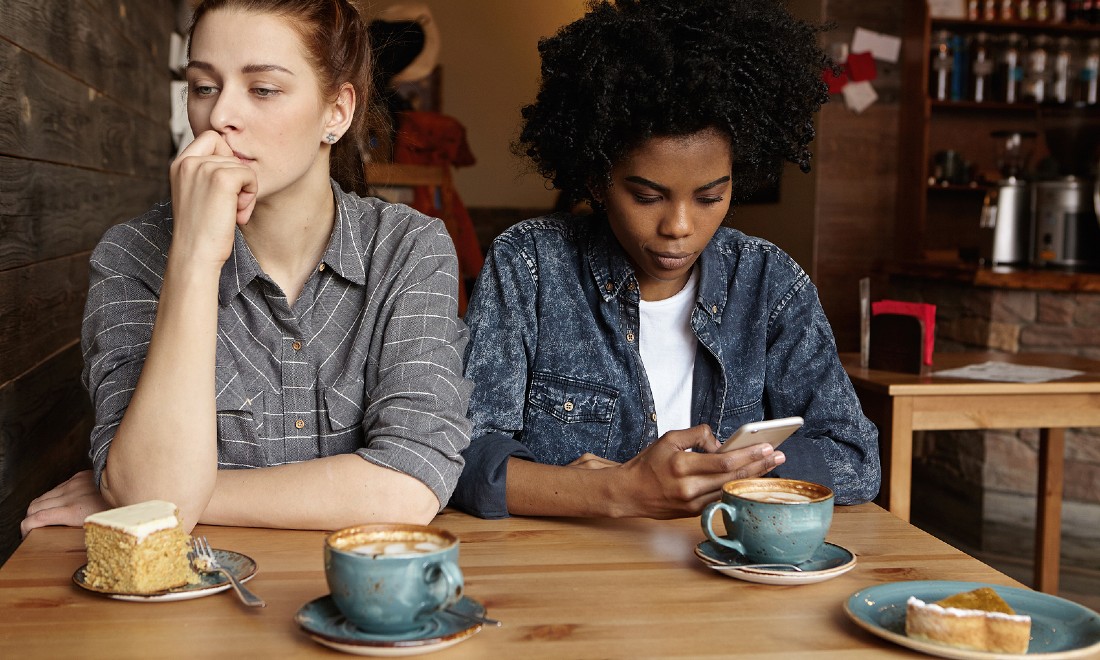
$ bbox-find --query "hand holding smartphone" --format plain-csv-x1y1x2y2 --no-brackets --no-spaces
717,416,803,453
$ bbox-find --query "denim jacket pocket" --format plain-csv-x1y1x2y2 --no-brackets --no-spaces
215,386,267,467
525,372,618,461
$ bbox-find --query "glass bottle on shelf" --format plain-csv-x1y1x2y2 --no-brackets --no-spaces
970,32,995,103
1020,0,1034,19
1001,0,1017,19
930,30,954,102
997,33,1025,103
1052,36,1074,103
984,0,999,20
1036,0,1051,20
1079,37,1100,104
1022,34,1050,103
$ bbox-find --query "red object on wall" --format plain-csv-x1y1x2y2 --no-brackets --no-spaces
392,111,483,315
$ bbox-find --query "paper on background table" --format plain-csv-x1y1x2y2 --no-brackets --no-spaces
933,361,1085,383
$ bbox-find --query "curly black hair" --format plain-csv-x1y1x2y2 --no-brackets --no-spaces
516,0,832,205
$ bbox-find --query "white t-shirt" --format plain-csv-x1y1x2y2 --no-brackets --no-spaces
638,269,699,437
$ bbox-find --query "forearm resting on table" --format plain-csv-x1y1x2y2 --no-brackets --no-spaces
505,457,623,518
100,262,222,531
200,453,441,529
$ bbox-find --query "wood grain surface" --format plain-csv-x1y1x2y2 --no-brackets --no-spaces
0,505,1026,658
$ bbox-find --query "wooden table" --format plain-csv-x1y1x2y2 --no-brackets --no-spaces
0,505,1028,658
841,351,1100,594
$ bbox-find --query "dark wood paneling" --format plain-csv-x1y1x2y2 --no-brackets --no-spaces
0,1,168,116
0,158,165,271
0,344,92,564
0,253,90,385
0,39,171,174
82,0,178,65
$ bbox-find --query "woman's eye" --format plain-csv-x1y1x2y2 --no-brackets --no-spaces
633,194,661,204
191,85,218,97
253,88,280,98
699,196,725,205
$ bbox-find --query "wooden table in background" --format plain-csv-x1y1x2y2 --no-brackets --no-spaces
841,351,1100,595
0,505,1026,658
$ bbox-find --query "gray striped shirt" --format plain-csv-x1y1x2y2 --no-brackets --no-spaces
82,185,472,507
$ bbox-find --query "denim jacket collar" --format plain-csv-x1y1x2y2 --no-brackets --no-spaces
584,214,728,319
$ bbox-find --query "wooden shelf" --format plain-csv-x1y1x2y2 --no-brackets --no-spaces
931,17,1100,36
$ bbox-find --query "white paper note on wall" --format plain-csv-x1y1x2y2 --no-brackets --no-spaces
851,27,901,63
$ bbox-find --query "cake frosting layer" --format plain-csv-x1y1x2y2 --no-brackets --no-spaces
84,500,180,540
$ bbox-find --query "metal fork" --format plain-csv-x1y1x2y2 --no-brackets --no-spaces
189,536,266,607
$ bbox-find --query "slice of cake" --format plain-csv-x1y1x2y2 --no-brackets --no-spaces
906,587,1031,654
83,500,199,594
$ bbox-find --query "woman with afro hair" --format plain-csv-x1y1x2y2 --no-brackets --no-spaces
453,0,880,519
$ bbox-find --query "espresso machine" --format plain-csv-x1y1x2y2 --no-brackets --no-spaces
1033,108,1100,269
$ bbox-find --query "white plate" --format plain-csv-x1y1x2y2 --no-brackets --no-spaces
695,540,857,585
73,548,257,602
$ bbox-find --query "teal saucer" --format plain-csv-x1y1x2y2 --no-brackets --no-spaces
296,595,485,656
695,540,857,585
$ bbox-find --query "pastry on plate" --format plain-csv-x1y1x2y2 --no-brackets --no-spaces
906,586,1031,654
83,500,199,594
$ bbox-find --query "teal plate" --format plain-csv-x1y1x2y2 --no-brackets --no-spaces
844,580,1100,659
73,549,257,602
296,595,485,656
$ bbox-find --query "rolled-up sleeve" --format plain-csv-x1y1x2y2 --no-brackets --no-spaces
355,215,473,509
452,236,540,517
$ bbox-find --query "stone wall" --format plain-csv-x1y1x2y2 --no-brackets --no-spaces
889,276,1100,571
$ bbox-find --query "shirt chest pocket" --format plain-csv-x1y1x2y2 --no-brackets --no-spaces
525,372,618,462
322,377,366,454
215,387,267,468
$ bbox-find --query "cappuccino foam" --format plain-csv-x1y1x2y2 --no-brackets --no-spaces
740,490,813,504
349,541,443,558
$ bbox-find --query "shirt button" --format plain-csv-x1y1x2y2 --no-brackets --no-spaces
319,263,326,272
627,282,636,291
605,281,614,292
295,419,305,429
626,332,635,343
563,401,574,412
711,304,719,314
292,340,302,351
650,413,657,422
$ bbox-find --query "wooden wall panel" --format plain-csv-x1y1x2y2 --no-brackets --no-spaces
0,345,93,562
0,253,90,385
0,1,168,115
0,39,169,174
0,0,174,565
0,159,163,271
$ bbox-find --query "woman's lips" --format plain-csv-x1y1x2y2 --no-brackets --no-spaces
232,151,254,164
650,250,693,270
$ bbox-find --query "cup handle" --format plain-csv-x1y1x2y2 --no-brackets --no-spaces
701,501,746,555
423,561,464,613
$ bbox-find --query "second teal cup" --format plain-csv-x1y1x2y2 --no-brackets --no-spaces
324,523,464,634
700,478,834,565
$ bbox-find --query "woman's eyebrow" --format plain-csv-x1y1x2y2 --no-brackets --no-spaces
185,61,295,75
624,174,731,193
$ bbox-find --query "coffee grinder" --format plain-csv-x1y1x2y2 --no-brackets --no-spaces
1034,108,1100,269
979,130,1035,266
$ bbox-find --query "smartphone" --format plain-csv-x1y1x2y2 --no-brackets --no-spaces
717,416,803,453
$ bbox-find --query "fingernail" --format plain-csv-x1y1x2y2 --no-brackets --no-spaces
760,444,773,455
774,451,786,465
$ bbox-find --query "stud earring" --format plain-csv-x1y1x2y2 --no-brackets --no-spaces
325,133,338,144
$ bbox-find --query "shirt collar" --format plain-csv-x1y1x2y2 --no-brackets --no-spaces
583,214,729,319
217,182,367,305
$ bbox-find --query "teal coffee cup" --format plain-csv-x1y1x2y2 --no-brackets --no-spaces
700,478,834,564
324,523,464,634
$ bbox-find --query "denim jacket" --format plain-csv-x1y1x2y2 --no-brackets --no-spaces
453,213,880,518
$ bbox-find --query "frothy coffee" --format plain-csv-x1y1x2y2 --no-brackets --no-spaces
349,541,443,558
739,490,813,504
